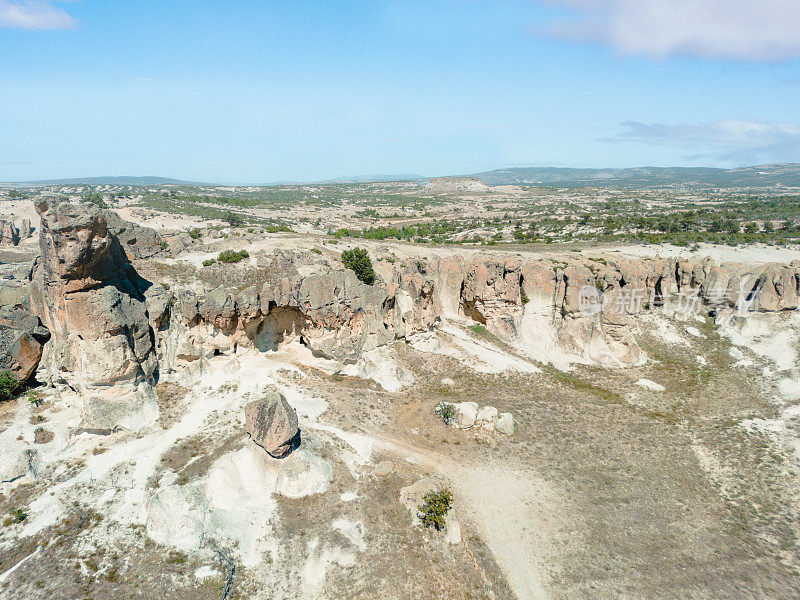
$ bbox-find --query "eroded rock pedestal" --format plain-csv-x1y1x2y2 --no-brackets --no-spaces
29,194,158,430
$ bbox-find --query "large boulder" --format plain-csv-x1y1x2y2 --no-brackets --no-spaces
103,210,167,259
29,195,158,430
0,283,49,382
244,389,299,458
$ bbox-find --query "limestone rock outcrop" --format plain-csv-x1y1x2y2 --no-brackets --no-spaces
245,390,300,458
29,194,158,430
148,252,438,388
138,234,800,376
0,220,20,246
424,177,490,194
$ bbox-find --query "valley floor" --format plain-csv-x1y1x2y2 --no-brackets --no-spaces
3,308,800,600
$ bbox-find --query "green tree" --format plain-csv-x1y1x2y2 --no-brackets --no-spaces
223,211,243,227
417,489,453,531
341,247,375,285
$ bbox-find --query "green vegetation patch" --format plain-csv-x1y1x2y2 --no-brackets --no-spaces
341,247,375,285
217,249,250,264
0,371,20,403
418,489,453,531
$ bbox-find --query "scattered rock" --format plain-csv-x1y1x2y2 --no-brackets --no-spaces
374,460,395,476
453,402,478,428
476,405,499,425
496,412,515,435
636,378,665,392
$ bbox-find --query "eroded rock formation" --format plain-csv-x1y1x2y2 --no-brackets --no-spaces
140,243,800,378
0,220,20,246
146,251,436,389
29,194,158,429
104,210,167,259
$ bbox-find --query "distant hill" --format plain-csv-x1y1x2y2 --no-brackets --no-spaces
9,176,197,186
318,174,427,184
471,164,800,189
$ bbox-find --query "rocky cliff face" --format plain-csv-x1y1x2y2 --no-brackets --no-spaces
144,250,436,391
433,253,800,367
17,197,800,427
29,195,158,430
140,245,800,385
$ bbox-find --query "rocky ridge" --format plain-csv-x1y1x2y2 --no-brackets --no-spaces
5,197,800,428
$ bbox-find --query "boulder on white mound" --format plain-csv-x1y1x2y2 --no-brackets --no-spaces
245,388,300,458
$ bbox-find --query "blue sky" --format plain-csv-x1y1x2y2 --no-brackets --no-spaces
1,0,799,182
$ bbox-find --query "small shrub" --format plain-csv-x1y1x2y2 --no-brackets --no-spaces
188,228,202,240
469,324,486,335
9,508,27,524
202,259,216,267
166,550,188,565
217,249,249,264
311,248,322,255
418,488,453,531
435,402,457,426
0,371,20,403
27,389,43,407
521,291,530,305
341,247,375,285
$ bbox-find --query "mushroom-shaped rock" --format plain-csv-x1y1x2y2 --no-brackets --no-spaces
244,390,300,458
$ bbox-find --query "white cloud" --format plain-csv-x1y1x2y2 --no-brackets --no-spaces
542,0,800,61
613,119,800,163
0,0,76,30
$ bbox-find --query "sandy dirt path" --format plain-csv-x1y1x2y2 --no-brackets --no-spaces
375,437,554,600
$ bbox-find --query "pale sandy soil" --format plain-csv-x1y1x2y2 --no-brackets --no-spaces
601,241,800,264
115,206,223,230
0,200,40,227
